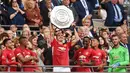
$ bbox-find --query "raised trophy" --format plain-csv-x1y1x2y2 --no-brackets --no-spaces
50,5,74,28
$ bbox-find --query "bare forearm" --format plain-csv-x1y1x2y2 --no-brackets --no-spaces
71,28,80,46
33,57,39,62
18,56,32,63
49,24,55,41
102,60,107,66
10,11,18,19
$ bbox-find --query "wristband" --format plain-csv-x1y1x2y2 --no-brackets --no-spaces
14,11,18,15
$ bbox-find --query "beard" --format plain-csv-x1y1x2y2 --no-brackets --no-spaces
84,45,88,49
114,43,119,47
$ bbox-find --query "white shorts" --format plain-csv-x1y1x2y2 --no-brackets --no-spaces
53,67,71,72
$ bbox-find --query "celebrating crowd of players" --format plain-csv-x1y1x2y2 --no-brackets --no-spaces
0,23,129,72
0,0,130,72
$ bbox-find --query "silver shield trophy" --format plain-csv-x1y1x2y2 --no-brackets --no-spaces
50,5,74,28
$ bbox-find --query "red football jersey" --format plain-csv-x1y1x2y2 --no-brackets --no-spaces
2,48,18,71
91,48,106,72
14,47,39,72
73,48,93,72
14,47,23,65
22,48,39,72
51,39,71,66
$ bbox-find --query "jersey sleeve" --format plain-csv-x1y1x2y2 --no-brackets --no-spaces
102,50,107,60
30,51,37,58
73,49,82,60
73,50,78,60
14,48,22,57
51,38,56,46
2,50,18,65
67,42,72,49
120,48,129,66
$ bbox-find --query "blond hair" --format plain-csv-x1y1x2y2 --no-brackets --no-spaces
82,15,92,23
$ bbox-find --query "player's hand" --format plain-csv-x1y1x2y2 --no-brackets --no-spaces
29,56,34,60
71,22,76,28
112,62,120,68
80,61,85,66
86,62,94,66
91,60,95,65
31,60,37,64
74,61,77,65
30,56,37,61
98,64,104,70
17,63,22,68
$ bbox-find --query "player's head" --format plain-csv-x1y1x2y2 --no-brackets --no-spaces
55,28,65,43
19,36,28,47
91,37,99,48
83,36,91,49
111,35,120,46
3,38,14,49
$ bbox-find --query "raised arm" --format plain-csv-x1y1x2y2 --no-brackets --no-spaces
49,23,55,42
71,27,80,46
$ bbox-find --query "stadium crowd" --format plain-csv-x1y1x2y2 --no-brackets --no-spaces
0,0,130,72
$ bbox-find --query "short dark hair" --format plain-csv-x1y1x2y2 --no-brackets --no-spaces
111,34,118,38
83,36,91,44
91,37,99,42
111,34,119,41
19,36,27,44
3,38,11,46
83,36,91,40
